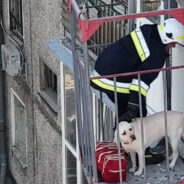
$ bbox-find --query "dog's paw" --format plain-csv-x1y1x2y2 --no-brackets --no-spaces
134,170,143,176
169,163,175,169
129,167,136,173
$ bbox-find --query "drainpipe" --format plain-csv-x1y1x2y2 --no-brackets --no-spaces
0,0,7,183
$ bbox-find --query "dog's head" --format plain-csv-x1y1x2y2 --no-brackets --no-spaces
114,121,136,144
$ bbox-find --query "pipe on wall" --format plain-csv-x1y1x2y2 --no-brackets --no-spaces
0,0,7,183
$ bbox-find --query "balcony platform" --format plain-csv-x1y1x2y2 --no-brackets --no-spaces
100,156,184,184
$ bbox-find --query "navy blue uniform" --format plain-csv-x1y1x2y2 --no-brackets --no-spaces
91,24,169,119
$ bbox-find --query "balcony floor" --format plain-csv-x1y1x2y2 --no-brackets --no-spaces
100,156,184,184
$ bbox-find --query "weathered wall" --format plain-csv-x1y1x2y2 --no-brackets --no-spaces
2,0,64,183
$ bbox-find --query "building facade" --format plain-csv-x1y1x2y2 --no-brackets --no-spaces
2,0,63,183
1,0,184,184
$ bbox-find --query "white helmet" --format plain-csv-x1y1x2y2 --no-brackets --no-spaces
157,18,184,46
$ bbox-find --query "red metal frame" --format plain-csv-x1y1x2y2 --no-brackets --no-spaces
79,8,184,42
66,0,184,42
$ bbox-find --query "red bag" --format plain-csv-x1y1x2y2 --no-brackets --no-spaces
96,141,127,183
179,179,184,184
96,142,118,172
102,153,126,183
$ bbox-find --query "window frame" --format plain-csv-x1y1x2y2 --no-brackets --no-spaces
39,57,58,112
61,63,83,184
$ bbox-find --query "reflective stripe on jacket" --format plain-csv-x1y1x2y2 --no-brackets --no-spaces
91,71,149,96
130,28,150,62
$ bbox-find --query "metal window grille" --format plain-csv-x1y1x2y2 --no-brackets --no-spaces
87,0,129,56
12,91,28,168
45,66,58,94
9,0,23,39
66,148,77,184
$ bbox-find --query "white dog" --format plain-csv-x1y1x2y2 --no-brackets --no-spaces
113,111,184,176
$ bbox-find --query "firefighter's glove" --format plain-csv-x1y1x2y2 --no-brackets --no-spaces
119,103,139,123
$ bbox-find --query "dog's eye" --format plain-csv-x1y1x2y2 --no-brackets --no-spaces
129,128,132,131
122,131,126,135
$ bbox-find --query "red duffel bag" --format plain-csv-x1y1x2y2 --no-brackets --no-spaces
96,142,118,172
102,153,127,183
179,179,184,184
96,141,127,183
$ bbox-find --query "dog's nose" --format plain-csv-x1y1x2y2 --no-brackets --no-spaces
130,134,136,140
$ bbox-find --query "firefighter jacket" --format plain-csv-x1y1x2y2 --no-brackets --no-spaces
91,24,169,107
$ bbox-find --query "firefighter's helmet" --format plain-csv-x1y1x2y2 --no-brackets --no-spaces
158,18,184,46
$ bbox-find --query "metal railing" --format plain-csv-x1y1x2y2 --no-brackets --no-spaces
91,64,184,183
67,1,184,183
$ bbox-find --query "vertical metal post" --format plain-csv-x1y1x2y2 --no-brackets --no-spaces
162,71,170,182
81,69,93,182
99,92,104,140
113,77,123,184
164,0,172,111
138,74,146,184
128,0,135,32
70,6,86,175
97,98,100,141
78,65,89,170
83,41,98,182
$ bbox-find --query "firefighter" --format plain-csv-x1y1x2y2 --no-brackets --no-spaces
91,18,184,164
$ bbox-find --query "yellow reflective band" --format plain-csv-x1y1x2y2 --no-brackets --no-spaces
131,31,146,62
129,84,147,96
176,35,184,40
159,24,164,31
92,79,130,94
145,154,152,158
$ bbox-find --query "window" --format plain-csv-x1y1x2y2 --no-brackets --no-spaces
9,0,23,39
142,0,161,23
142,0,161,12
64,66,76,148
39,58,58,112
11,88,28,168
62,64,82,184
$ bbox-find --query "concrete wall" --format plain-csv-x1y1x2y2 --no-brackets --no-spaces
2,0,64,183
